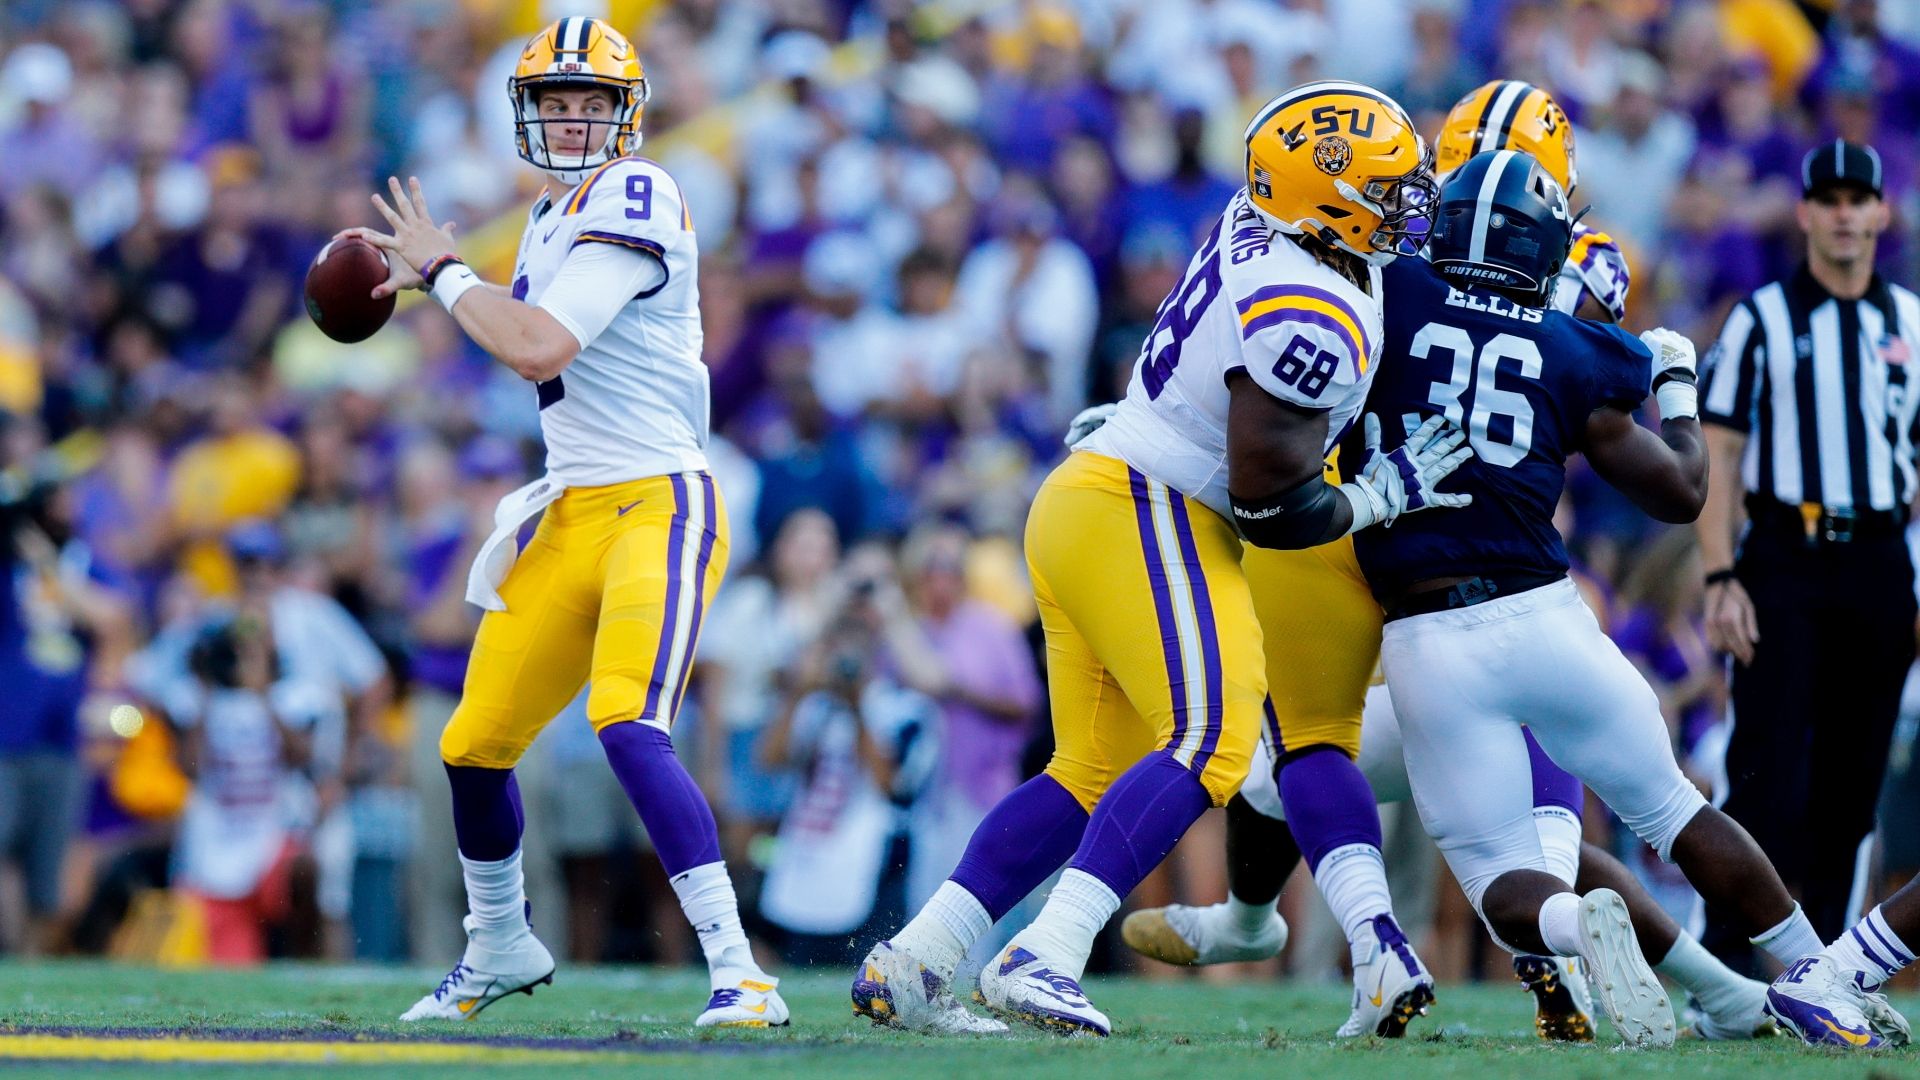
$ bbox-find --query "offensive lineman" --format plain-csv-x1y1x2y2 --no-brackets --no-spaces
1352,149,1829,1047
850,81,1461,1037
345,18,784,1027
1121,80,1772,1043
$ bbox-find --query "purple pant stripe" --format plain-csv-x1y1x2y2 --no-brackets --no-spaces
1524,728,1583,816
1129,468,1190,753
668,473,720,722
1866,914,1912,963
1263,696,1282,756
1166,493,1224,773
639,474,690,722
1854,927,1892,974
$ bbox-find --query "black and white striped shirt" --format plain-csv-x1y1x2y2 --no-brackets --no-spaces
1700,265,1920,513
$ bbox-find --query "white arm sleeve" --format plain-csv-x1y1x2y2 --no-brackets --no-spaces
537,241,668,349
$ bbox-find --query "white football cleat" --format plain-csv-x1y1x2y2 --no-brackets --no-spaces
1514,954,1595,1042
1573,889,1674,1048
1682,977,1776,1040
1338,915,1436,1038
1120,903,1288,966
976,943,1111,1037
697,972,790,1028
1765,955,1901,1049
400,916,555,1021
851,941,1008,1034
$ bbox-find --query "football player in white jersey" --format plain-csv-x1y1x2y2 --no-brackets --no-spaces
850,81,1466,1038
344,17,784,1028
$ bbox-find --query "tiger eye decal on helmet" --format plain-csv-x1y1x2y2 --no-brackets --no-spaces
1242,80,1437,266
1435,80,1577,194
510,17,652,186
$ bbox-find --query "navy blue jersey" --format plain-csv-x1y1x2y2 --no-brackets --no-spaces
1349,256,1653,600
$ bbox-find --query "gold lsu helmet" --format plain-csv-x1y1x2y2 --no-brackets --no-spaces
1435,80,1577,193
511,16,651,185
1243,81,1438,266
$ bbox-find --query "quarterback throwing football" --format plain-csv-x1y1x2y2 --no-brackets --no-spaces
344,17,783,1028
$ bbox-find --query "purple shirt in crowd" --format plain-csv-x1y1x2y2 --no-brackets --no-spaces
919,598,1040,809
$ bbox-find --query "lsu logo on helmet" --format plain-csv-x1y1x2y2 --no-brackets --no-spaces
511,16,652,185
1435,80,1577,193
1243,81,1437,265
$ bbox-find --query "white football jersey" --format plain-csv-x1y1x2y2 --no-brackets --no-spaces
512,156,709,486
1082,188,1384,520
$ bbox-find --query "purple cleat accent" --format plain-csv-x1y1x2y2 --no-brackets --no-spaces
1765,958,1887,1049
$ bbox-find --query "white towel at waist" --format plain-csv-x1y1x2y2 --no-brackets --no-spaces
465,474,567,611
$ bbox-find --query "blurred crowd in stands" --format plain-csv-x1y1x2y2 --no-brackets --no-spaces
2,0,1918,984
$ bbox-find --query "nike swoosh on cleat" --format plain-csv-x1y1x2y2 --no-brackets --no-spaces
743,1001,769,1014
1817,1016,1874,1047
1370,990,1384,1007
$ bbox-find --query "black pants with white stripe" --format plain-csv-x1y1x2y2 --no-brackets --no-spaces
1702,524,1915,973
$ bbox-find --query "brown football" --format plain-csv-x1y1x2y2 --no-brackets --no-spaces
304,236,396,343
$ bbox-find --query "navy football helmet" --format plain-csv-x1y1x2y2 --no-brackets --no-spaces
1426,149,1572,308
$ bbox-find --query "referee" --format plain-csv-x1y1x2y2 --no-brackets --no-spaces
1696,139,1920,969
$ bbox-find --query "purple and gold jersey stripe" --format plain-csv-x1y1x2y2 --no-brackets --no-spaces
571,230,666,258
1236,284,1372,373
1129,467,1226,773
563,155,640,215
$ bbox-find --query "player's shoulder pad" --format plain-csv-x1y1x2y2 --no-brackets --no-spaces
559,156,691,256
1552,307,1652,401
1235,252,1381,410
1550,306,1648,356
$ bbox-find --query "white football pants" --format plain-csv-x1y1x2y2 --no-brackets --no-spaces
1379,578,1706,916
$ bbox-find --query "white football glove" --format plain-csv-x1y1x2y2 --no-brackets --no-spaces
1639,327,1698,420
1340,413,1473,532
1065,402,1117,448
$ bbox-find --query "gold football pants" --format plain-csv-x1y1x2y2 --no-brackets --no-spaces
440,472,728,769
1026,452,1264,811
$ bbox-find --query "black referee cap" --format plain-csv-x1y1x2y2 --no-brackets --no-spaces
1802,138,1884,199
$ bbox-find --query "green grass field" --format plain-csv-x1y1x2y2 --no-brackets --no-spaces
3,961,1919,1078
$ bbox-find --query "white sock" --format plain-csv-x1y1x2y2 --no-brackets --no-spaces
1537,891,1585,957
670,861,761,987
461,850,528,944
1226,894,1277,937
892,880,991,983
1657,931,1753,1014
1015,869,1121,981
1751,903,1825,969
1532,806,1582,888
1822,904,1917,990
1313,843,1394,957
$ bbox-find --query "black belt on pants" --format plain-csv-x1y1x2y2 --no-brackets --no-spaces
1744,496,1907,545
1384,568,1566,622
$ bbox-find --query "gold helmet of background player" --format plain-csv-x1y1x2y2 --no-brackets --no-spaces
1243,81,1438,266
1435,80,1577,193
510,16,651,185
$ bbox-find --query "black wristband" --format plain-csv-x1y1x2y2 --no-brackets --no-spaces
421,254,465,289
1704,568,1737,587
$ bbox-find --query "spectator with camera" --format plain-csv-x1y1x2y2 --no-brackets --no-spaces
130,520,389,959
158,602,330,965
756,544,940,967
